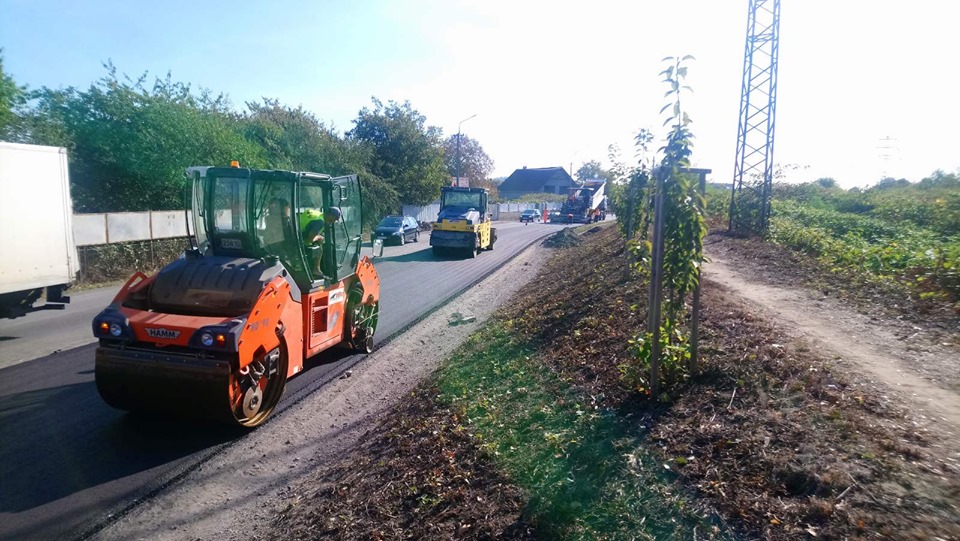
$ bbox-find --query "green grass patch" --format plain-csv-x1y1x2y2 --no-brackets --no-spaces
435,322,726,540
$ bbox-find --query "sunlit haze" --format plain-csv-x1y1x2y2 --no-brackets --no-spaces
2,0,957,188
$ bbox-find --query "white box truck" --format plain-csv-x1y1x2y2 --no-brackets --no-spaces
0,142,79,318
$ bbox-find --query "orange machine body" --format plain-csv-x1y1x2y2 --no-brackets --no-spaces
94,258,379,427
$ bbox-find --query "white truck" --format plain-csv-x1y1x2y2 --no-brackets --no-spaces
0,142,79,318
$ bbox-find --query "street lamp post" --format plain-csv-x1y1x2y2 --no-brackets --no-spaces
455,114,477,186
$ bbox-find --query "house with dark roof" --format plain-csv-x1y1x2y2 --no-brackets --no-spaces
498,166,576,200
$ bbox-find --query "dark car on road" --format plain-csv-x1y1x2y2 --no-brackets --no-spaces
372,215,420,245
520,209,542,223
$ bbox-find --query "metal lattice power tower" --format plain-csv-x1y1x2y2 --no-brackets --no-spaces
729,0,781,233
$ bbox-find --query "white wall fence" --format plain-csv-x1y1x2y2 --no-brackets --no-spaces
73,211,193,246
401,204,441,225
489,202,561,221
73,202,564,246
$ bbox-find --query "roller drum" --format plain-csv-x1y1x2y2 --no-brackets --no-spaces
95,346,236,424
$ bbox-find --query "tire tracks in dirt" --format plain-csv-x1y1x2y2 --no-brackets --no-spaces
703,248,960,452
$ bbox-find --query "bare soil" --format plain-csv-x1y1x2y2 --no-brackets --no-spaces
694,233,960,538
704,233,960,443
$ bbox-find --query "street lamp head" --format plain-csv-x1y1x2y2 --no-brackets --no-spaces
457,114,478,134
455,114,477,183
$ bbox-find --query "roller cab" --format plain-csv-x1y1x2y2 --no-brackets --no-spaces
92,166,380,428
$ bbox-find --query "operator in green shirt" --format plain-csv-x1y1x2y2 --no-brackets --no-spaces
300,207,342,275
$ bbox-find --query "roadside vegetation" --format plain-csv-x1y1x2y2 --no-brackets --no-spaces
768,174,960,308
73,237,187,287
273,57,957,539
434,322,716,539
705,172,960,311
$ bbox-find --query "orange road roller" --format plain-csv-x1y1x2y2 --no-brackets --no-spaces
92,165,380,427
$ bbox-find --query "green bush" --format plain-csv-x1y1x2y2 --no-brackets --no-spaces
77,238,188,285
768,201,960,302
774,171,960,238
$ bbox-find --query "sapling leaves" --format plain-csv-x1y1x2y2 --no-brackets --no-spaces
623,54,706,398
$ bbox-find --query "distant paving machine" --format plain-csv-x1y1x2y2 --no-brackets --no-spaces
560,180,607,223
92,164,380,427
429,186,496,258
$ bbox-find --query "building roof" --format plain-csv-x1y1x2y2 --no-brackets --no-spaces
499,166,574,193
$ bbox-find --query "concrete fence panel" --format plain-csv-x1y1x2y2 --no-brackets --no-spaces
401,203,441,225
151,210,190,239
73,214,107,246
71,201,564,247
106,212,151,243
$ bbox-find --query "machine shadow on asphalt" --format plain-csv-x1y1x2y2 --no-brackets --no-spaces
0,378,239,513
300,345,357,373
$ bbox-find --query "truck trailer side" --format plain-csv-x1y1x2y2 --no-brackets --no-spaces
0,142,79,318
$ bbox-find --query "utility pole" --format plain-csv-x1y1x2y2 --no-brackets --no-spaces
456,114,477,186
877,136,898,179
729,0,781,234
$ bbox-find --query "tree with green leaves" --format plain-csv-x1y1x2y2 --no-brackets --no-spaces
7,63,455,223
621,55,707,398
0,50,28,141
608,128,654,255
442,133,494,187
240,97,400,228
241,98,345,173
348,98,447,206
873,177,911,190
21,64,264,212
815,177,838,189
656,55,704,326
575,160,610,182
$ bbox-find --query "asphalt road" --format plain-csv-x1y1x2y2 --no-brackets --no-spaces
0,221,561,541
0,286,118,370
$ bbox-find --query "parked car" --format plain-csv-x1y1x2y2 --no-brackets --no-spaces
372,215,420,245
519,209,542,223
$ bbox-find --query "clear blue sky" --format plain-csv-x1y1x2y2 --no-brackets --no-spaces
2,0,958,187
